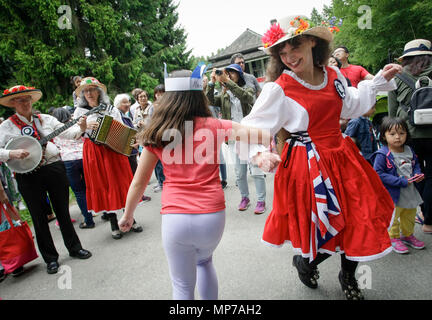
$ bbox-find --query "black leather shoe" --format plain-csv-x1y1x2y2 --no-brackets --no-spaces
47,261,59,274
69,249,92,259
292,255,318,289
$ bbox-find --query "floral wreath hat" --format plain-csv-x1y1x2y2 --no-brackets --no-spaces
75,77,107,96
0,85,42,108
262,15,335,53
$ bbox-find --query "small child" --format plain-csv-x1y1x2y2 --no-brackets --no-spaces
373,117,425,254
344,105,378,162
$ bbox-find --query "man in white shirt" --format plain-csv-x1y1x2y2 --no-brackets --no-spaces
0,85,92,275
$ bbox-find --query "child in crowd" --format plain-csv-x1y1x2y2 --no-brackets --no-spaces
119,67,271,300
344,104,378,162
373,117,425,254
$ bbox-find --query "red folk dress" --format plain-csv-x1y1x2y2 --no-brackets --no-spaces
241,66,396,262
74,106,134,216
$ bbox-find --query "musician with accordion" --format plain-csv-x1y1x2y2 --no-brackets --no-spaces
71,77,142,240
0,85,92,275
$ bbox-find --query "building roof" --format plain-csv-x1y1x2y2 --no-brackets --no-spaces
208,29,267,68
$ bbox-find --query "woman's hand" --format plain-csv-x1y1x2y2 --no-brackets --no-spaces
382,63,403,81
86,121,99,131
253,151,281,172
78,115,87,132
118,214,134,232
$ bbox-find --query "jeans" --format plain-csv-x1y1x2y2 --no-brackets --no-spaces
63,160,94,226
154,160,165,187
219,150,227,182
230,144,266,202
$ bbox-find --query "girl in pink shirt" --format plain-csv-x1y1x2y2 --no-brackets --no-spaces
119,68,274,300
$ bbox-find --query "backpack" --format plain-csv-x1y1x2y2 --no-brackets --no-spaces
396,73,432,127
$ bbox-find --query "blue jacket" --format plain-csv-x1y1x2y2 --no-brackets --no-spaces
344,117,378,161
372,145,422,203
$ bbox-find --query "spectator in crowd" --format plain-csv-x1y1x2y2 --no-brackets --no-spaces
132,90,153,131
114,93,151,202
206,64,267,214
333,46,373,87
388,39,432,234
203,75,227,189
230,53,261,98
51,107,95,229
344,104,378,162
130,88,143,118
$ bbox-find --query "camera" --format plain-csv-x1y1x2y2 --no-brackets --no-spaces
215,69,223,76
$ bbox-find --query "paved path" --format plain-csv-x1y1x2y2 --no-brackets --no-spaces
1,162,432,301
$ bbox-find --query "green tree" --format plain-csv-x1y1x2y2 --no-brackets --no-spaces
311,0,432,73
0,0,192,117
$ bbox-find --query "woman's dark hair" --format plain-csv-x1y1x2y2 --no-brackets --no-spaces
139,70,212,148
154,84,165,100
266,35,331,82
52,107,72,124
379,116,411,145
401,55,432,76
331,55,342,68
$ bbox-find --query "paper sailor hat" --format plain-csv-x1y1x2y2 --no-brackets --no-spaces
164,63,208,92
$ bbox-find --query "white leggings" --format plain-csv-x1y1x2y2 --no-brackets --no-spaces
161,210,225,300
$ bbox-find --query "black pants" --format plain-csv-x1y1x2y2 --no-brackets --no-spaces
16,161,83,263
411,138,432,225
305,253,358,274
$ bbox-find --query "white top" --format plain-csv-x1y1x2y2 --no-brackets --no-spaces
239,66,397,160
71,104,123,138
53,136,84,161
0,113,82,167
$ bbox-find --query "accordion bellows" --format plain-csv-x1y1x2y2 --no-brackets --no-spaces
90,115,137,156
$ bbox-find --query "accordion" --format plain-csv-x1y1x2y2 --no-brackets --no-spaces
90,115,137,156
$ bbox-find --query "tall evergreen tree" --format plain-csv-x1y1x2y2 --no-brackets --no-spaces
0,0,192,116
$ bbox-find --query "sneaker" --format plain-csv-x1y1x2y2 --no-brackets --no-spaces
141,195,151,202
55,218,76,228
153,185,162,193
131,222,143,233
391,238,409,254
254,201,266,214
112,230,122,240
400,235,425,249
238,197,250,211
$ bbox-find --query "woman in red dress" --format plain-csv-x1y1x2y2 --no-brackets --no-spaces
241,15,402,299
74,77,143,239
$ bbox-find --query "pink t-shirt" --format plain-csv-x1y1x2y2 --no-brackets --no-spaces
340,64,370,88
146,117,232,214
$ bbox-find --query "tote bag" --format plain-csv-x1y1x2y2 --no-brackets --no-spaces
0,203,38,274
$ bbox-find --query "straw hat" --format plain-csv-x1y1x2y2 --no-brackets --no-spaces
397,39,432,61
75,77,107,96
262,15,334,53
0,85,42,108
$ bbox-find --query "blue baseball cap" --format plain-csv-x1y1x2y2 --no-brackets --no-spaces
225,64,246,86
